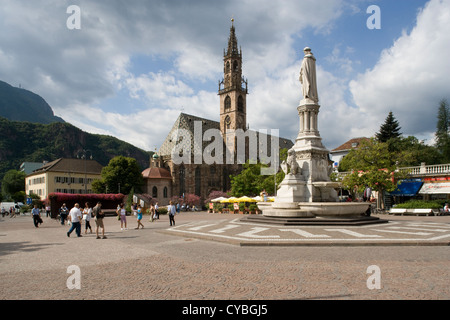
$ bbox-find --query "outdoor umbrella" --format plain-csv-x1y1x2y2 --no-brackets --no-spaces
236,196,257,202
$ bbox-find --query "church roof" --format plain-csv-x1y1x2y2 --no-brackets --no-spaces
159,113,220,157
158,112,294,158
142,167,172,179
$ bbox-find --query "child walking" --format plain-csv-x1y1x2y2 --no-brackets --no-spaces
135,205,144,229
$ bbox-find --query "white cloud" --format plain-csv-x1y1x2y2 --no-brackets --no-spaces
349,0,450,142
0,0,346,151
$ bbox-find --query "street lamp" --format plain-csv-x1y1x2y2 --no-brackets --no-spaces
76,149,93,194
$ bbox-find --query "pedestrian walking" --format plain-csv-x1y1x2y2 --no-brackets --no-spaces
83,202,93,234
9,207,16,218
155,202,160,219
93,202,107,239
135,205,144,229
168,201,176,226
67,203,82,237
363,185,372,202
59,203,69,225
117,203,127,230
148,203,155,222
45,204,51,218
31,205,42,228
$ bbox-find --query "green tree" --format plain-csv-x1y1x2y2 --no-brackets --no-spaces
1,169,26,200
340,138,407,209
93,156,144,195
435,98,450,161
388,136,442,166
375,111,402,143
230,148,288,197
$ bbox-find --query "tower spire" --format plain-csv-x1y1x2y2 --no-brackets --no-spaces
219,19,248,142
227,18,239,56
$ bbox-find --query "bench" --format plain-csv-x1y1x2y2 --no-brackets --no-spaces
389,208,436,216
411,209,435,216
389,208,406,215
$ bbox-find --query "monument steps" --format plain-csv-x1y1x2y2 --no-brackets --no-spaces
240,215,388,226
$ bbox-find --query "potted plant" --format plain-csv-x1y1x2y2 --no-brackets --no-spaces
249,203,258,214
239,202,247,214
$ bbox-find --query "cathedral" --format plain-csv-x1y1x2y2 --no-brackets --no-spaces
141,21,293,205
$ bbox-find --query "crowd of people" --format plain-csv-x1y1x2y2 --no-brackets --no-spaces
1,205,20,218
24,200,180,239
62,202,107,239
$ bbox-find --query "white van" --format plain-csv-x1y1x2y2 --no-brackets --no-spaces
0,202,16,211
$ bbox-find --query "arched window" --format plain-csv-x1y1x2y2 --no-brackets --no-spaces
233,61,238,71
226,61,230,73
163,186,168,198
179,165,185,196
195,166,201,196
224,96,231,109
152,186,158,198
238,95,244,112
222,167,229,192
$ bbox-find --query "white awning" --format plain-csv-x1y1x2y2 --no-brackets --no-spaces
418,182,450,194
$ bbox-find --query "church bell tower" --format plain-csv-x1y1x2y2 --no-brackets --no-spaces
218,19,248,151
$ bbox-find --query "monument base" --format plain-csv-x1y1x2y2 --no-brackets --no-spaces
253,201,387,226
240,214,387,226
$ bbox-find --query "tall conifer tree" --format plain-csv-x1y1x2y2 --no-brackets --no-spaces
435,99,450,162
375,111,402,142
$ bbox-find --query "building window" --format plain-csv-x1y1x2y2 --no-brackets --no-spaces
179,165,185,196
238,95,244,112
163,187,168,198
195,167,201,196
222,167,229,192
224,96,231,109
152,186,158,198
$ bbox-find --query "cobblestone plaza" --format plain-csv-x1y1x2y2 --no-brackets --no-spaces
1,211,449,302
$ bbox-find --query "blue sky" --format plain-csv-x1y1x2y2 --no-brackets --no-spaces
1,0,449,153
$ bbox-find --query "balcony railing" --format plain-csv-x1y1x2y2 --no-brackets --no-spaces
398,163,450,176
336,163,450,179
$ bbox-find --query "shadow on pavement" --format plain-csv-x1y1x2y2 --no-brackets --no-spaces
0,241,64,257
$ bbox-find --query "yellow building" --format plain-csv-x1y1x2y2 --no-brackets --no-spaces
25,158,103,200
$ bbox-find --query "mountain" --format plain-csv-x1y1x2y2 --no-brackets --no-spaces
0,117,152,180
0,80,64,124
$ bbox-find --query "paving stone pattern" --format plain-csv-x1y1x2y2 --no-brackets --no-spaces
1,212,449,300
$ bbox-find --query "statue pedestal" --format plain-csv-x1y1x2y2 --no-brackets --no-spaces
275,174,306,203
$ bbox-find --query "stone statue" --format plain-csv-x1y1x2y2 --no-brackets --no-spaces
281,149,300,175
299,47,318,103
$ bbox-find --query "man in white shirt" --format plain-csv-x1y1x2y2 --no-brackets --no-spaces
67,203,83,237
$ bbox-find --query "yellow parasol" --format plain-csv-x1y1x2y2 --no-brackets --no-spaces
220,197,238,203
236,196,258,203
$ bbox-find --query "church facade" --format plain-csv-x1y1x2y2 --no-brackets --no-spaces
142,22,293,205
